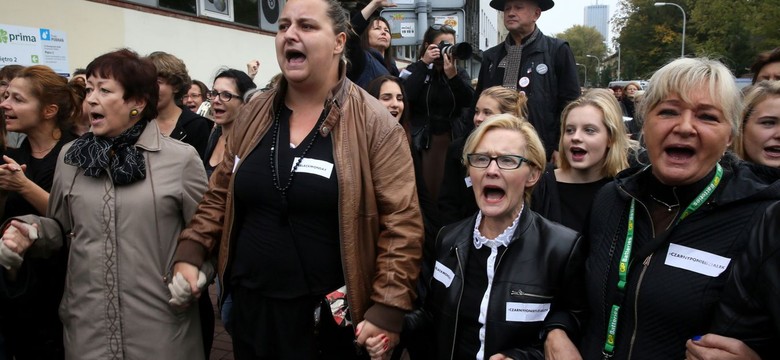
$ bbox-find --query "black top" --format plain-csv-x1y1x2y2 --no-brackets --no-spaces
555,177,612,232
172,105,211,158
2,132,76,219
231,105,342,298
202,125,222,179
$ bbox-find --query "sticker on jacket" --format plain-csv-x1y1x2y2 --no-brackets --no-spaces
505,302,550,322
292,157,333,179
434,261,455,288
233,155,240,173
664,243,731,277
464,176,472,188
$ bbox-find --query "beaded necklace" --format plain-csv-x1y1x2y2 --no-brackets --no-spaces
269,105,328,223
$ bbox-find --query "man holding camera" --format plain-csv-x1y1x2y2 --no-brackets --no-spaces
475,0,580,163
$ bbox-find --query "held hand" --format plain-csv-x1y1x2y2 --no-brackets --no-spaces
0,155,30,192
364,333,391,360
246,60,260,79
544,329,582,360
443,53,457,79
685,334,760,360
373,0,397,8
2,220,38,256
421,44,440,65
172,261,203,297
355,320,399,355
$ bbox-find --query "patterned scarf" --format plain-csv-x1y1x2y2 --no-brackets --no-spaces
500,27,540,90
64,120,148,185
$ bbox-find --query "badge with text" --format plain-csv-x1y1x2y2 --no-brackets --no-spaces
292,157,334,179
664,243,731,277
519,76,530,88
505,302,550,322
464,176,472,188
536,63,548,75
434,261,455,288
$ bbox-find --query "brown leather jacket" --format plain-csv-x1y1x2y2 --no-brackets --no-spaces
174,69,424,332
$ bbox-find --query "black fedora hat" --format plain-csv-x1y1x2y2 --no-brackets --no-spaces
489,0,555,11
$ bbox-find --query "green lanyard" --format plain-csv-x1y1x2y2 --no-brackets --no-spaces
602,163,723,356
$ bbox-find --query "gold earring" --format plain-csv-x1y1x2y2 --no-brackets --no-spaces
130,109,139,117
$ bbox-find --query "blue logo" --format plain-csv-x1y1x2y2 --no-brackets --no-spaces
39,28,50,41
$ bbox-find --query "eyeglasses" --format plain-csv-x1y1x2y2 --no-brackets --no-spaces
430,24,454,32
206,90,242,102
466,153,530,170
183,93,202,100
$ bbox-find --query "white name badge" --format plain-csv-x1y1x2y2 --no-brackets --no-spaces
664,243,731,277
433,261,455,288
232,155,241,173
292,157,334,179
464,176,472,188
505,302,551,322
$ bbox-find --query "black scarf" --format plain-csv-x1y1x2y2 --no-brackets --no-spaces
64,120,148,185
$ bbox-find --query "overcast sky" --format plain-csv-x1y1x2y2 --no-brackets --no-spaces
536,0,620,42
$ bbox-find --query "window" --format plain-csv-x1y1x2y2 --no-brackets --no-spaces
160,0,197,14
234,0,259,27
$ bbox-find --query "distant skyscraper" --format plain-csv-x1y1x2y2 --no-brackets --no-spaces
585,4,609,44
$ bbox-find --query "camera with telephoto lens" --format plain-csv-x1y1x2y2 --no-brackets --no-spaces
438,41,473,60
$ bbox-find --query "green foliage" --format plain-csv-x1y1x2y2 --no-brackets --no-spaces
610,0,780,79
556,25,608,86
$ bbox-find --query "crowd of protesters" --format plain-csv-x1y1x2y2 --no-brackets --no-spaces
0,0,779,359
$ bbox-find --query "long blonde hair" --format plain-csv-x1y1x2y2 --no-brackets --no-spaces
558,89,630,177
734,80,780,162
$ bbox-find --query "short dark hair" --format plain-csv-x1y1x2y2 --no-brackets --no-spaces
86,48,159,121
419,24,457,60
214,68,257,99
146,51,192,103
0,64,24,81
191,79,209,101
750,47,780,84
366,75,410,127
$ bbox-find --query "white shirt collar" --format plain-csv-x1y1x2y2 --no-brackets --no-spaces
473,204,524,249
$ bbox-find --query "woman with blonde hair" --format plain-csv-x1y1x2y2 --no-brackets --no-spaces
733,80,780,168
531,88,630,232
392,114,585,359
439,86,527,226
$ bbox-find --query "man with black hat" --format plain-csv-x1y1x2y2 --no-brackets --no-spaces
475,0,580,164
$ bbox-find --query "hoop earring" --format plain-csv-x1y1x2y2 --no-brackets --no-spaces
130,109,139,117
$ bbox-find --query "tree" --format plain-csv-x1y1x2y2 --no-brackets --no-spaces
556,25,608,87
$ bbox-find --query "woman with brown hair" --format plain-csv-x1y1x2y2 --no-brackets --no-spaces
0,64,83,360
171,0,423,358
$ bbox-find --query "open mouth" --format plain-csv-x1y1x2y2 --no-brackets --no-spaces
389,110,399,117
483,185,506,203
90,112,105,121
570,147,587,160
285,50,306,65
213,108,226,117
186,104,197,111
664,145,695,161
765,145,780,157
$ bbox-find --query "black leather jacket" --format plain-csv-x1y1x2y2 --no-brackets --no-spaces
580,155,780,359
407,209,585,359
710,200,780,358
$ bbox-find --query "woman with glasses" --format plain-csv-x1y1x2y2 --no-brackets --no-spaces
184,79,208,113
390,114,585,360
146,51,211,158
171,0,423,358
347,0,399,89
403,24,474,201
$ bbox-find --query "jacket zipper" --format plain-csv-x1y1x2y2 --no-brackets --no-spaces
510,289,554,299
627,254,652,360
617,186,655,360
449,247,466,360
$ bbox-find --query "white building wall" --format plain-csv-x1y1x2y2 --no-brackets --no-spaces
1,0,280,87
479,0,499,50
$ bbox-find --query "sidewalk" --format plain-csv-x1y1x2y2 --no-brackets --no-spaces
208,284,234,360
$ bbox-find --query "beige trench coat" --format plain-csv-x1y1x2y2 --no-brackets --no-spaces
17,122,208,360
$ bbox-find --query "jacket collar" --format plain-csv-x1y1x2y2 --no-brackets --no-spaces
452,207,536,251
135,120,163,152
